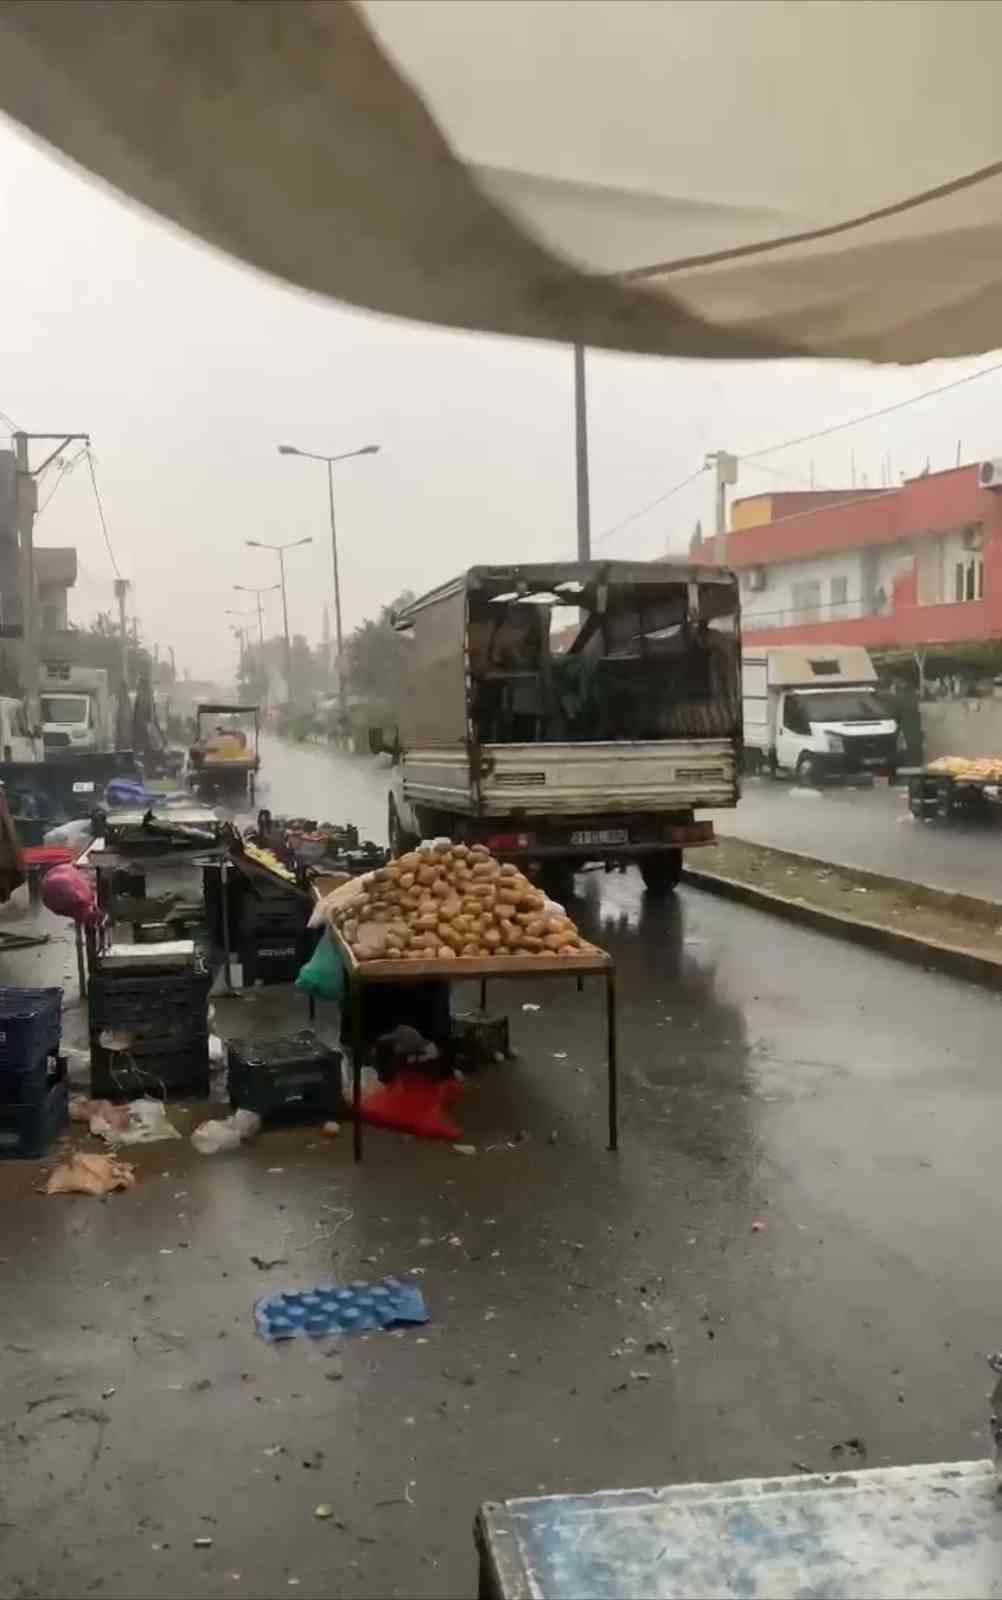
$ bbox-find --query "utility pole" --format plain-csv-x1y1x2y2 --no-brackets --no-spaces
114,578,130,691
573,344,591,561
13,430,89,722
704,451,739,565
244,541,310,708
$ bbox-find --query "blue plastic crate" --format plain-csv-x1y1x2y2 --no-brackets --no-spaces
0,987,62,1070
0,1069,68,1159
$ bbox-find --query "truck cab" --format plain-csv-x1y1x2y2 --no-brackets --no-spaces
40,688,99,755
743,646,899,786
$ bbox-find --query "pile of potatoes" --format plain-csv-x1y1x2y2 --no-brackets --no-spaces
336,840,593,963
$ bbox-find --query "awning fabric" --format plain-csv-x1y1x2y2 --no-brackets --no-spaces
2,0,1002,364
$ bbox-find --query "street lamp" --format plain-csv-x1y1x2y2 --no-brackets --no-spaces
245,538,312,705
278,442,380,739
228,594,276,709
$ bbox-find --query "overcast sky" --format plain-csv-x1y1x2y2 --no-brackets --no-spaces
3,112,1002,682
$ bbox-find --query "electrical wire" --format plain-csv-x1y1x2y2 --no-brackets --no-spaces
0,407,22,434
594,465,709,550
35,445,87,519
740,358,1002,462
85,448,122,578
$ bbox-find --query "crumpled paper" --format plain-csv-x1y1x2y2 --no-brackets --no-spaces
46,1152,137,1196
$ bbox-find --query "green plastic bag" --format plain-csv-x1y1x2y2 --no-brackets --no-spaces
295,934,345,1002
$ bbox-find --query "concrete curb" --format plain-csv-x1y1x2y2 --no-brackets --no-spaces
681,864,1002,992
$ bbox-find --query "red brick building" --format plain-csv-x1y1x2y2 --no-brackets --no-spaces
699,464,1002,662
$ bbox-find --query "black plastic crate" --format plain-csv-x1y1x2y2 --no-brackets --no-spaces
88,967,211,1029
0,987,62,1070
227,1031,343,1121
0,1060,68,1159
90,1035,209,1101
239,925,318,987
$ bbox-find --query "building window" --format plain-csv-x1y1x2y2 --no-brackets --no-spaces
829,576,848,613
791,579,822,624
955,557,984,603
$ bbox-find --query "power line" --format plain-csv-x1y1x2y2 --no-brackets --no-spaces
36,445,88,519
85,449,122,578
741,358,1002,462
594,466,709,550
0,407,22,435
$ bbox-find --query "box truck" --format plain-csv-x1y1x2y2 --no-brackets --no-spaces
387,560,741,892
742,644,899,785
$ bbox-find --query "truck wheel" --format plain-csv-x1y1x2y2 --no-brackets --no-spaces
935,781,953,820
388,796,418,857
640,850,682,895
796,755,823,789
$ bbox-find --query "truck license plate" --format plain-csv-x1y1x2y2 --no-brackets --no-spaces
570,828,628,846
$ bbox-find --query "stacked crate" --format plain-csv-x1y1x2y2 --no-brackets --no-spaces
89,965,212,1100
0,987,68,1159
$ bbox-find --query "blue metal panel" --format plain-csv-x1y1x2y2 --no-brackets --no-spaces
479,1460,1002,1599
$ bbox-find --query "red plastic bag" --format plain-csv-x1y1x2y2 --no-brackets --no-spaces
359,1069,463,1141
41,864,99,925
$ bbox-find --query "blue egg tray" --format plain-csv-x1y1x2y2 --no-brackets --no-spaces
254,1275,429,1341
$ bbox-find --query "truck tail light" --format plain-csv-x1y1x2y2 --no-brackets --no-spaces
486,832,533,852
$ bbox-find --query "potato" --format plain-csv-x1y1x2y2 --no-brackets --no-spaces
469,844,490,859
496,886,521,906
416,864,439,886
398,872,416,890
495,901,515,921
404,948,424,960
498,862,518,879
386,946,402,959
415,912,438,932
543,932,573,951
471,860,500,880
437,945,457,960
557,944,582,957
545,916,573,935
438,926,464,953
430,878,452,899
396,851,420,871
481,926,502,950
521,934,544,952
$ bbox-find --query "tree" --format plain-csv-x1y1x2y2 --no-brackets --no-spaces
345,591,414,721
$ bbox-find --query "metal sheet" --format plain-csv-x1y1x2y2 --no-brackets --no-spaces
479,740,737,814
479,1461,1002,1600
398,587,469,748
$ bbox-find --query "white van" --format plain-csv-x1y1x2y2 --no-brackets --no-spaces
0,697,39,763
742,646,899,786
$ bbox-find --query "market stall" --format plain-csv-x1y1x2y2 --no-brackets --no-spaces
909,756,1002,820
311,840,618,1162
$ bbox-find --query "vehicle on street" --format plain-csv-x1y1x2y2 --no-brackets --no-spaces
39,664,112,758
387,560,741,892
188,702,260,804
742,645,899,786
0,696,38,763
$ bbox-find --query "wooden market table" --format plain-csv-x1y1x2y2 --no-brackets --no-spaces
330,929,618,1163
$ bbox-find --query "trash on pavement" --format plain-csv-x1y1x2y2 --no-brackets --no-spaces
321,1121,340,1138
313,1504,333,1520
452,1143,477,1156
46,1151,137,1196
254,1276,429,1342
191,1108,262,1155
208,1033,226,1065
521,1003,541,1012
360,1069,463,1141
751,1219,767,1233
92,1097,180,1145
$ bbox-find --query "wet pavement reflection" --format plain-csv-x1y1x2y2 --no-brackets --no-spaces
1,736,1001,1598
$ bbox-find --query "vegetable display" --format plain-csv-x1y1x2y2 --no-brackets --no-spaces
320,840,595,963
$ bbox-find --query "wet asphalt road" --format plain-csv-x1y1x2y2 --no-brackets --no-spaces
1,739,1001,1598
713,775,1002,903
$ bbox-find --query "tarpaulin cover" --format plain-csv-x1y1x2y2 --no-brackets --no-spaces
2,1,1001,364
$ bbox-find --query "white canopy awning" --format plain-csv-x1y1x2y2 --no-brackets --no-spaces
2,0,1001,363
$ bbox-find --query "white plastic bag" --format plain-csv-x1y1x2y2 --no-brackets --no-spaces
191,1108,261,1155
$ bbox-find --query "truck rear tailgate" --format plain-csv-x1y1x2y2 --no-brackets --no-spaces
479,740,737,813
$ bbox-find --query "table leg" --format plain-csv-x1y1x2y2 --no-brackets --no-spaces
606,971,618,1152
308,994,316,1023
352,983,364,1163
75,921,87,999
479,977,487,1012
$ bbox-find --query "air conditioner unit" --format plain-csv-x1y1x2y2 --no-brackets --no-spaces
978,460,1002,489
962,524,984,550
746,567,767,591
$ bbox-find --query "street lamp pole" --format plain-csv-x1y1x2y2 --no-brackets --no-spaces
245,540,312,706
278,442,380,742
